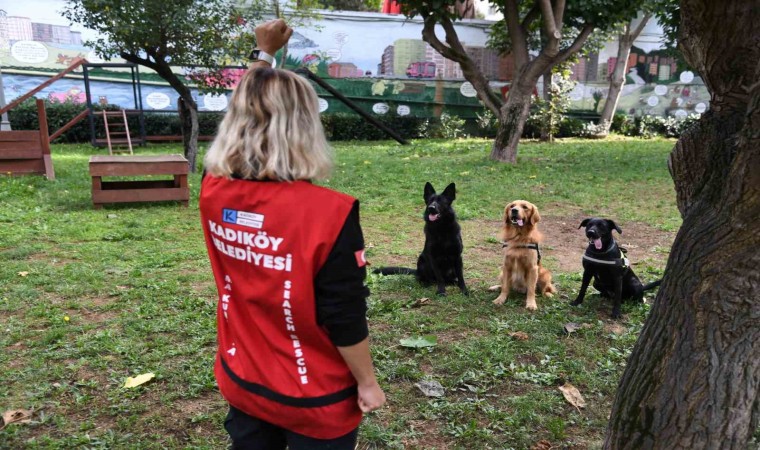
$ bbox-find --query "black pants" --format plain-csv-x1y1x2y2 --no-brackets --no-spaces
224,406,358,450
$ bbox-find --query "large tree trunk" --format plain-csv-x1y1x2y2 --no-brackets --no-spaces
599,15,650,135
491,80,534,162
539,68,552,142
598,35,633,133
178,97,200,172
604,1,760,448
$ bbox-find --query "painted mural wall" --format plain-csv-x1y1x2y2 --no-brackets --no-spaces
0,2,708,120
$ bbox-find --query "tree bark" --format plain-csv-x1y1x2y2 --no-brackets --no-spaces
599,15,651,134
604,1,760,448
491,79,534,162
178,97,200,172
539,68,552,142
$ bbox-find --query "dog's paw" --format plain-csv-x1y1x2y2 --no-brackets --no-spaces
460,288,470,296
492,296,506,305
543,291,554,298
436,291,447,297
525,301,537,311
611,309,622,319
570,299,582,306
488,285,501,292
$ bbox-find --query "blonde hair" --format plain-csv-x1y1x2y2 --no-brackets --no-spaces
204,67,332,181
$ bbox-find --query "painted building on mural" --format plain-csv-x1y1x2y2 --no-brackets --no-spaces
0,2,708,120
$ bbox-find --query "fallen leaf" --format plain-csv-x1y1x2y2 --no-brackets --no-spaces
531,439,554,450
399,335,437,348
0,409,32,431
17,271,29,277
124,372,155,388
414,380,444,397
559,382,586,409
564,322,593,334
508,331,529,341
107,214,118,219
409,298,431,308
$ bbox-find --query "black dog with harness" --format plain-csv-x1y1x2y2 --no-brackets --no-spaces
570,218,661,319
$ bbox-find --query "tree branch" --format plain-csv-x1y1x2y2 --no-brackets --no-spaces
120,52,159,72
504,0,528,68
538,0,560,41
630,13,652,40
520,4,540,30
555,23,594,64
552,0,565,29
422,15,503,115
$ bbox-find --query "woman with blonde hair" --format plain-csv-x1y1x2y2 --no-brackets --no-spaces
200,19,385,450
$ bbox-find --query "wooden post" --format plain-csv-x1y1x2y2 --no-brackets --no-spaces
36,99,55,180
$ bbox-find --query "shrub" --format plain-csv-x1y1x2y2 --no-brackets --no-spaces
438,113,467,139
557,118,586,138
611,113,636,136
475,108,498,138
634,114,701,138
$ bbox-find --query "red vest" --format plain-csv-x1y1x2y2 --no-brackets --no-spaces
200,176,361,439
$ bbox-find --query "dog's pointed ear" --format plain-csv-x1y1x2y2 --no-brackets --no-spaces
578,218,591,229
442,183,456,202
530,204,541,225
607,219,622,234
424,182,435,202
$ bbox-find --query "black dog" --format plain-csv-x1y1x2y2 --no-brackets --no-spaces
570,218,661,319
374,182,467,296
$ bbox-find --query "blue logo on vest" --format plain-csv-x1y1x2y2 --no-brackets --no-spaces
222,208,265,229
223,208,238,224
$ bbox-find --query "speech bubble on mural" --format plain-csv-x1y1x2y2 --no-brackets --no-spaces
397,105,411,116
11,41,49,64
146,92,171,110
372,103,389,115
695,102,707,114
679,71,695,83
647,96,659,107
654,85,668,96
318,98,329,113
204,94,228,111
674,109,688,119
460,82,477,98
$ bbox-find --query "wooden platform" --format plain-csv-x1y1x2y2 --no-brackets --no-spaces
0,99,55,180
89,155,189,209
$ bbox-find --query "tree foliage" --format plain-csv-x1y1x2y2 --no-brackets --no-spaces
62,0,260,170
397,0,641,162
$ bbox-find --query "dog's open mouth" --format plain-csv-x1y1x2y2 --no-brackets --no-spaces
590,238,603,250
511,218,524,226
429,213,440,222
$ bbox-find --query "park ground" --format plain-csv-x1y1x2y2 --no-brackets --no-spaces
0,137,678,449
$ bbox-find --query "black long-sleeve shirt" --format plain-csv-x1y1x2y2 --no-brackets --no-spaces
314,201,370,347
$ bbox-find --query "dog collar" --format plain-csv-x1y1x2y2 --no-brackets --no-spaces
502,241,542,263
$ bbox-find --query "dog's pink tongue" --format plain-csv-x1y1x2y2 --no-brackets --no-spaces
517,219,524,226
429,214,440,222
594,238,602,250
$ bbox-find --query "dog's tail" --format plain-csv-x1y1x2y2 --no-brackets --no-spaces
643,279,662,291
372,267,417,276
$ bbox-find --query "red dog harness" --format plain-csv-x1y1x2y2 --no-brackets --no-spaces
200,176,361,439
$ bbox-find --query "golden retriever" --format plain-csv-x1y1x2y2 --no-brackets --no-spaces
491,200,556,310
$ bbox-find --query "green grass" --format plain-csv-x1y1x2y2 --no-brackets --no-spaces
0,137,678,449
